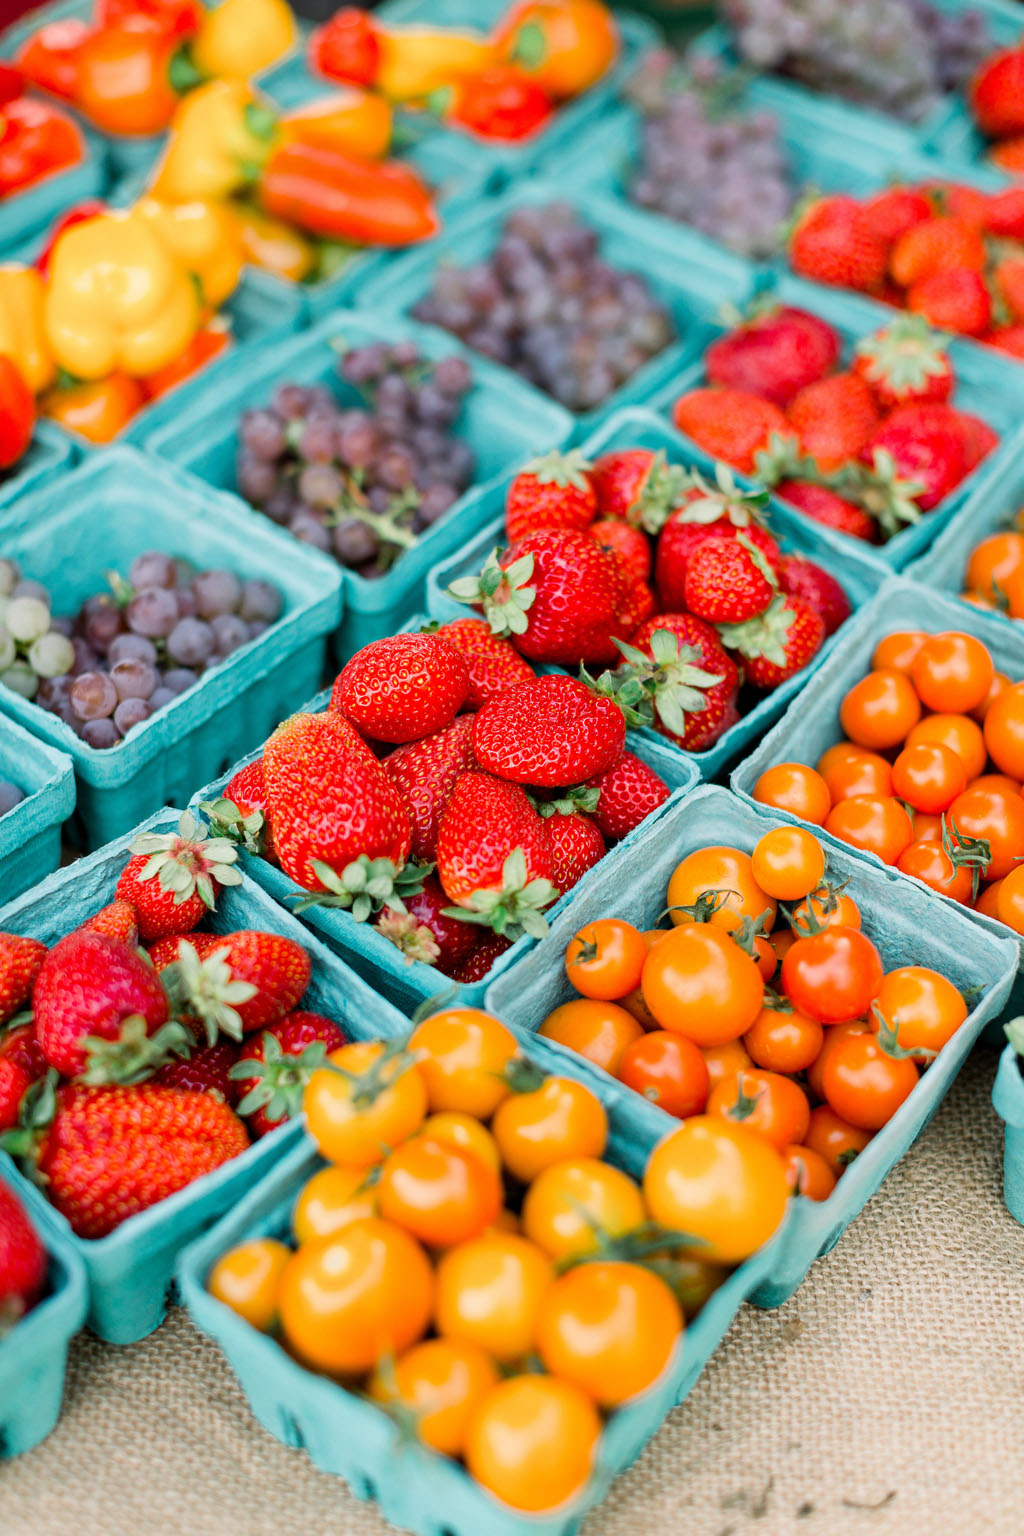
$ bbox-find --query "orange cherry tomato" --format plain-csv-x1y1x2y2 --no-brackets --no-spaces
824,795,914,865
536,1261,682,1407
976,876,1004,918
752,762,831,825
521,1157,646,1262
792,887,862,932
434,1232,552,1362
464,1375,601,1513
751,826,826,901
965,532,1024,603
617,1029,710,1118
368,1338,499,1457
983,682,1024,779
616,984,661,1031
700,1038,753,1093
643,1116,789,1264
303,1041,427,1168
744,1005,823,1075
871,630,927,672
906,713,986,781
40,372,144,444
891,742,967,814
74,24,179,136
821,1033,918,1131
909,812,943,842
819,745,893,803
781,926,884,1024
946,783,1024,879
972,773,1022,796
665,846,776,933
292,1164,378,1243
538,998,643,1076
970,671,1012,723
492,1074,607,1183
872,966,967,1056
996,864,1024,933
910,631,994,713
420,1111,501,1172
783,1144,836,1201
753,935,777,981
839,668,921,750
641,924,765,1046
707,1067,810,1150
408,1009,518,1118
208,1238,290,1332
377,1136,502,1248
805,1019,869,1102
564,918,647,1000
804,1104,872,1178
771,926,798,964
279,1218,434,1375
896,838,975,903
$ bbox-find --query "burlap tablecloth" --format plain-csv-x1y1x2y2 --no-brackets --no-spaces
4,1045,1023,1536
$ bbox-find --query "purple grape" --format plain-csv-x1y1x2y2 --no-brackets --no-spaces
289,513,331,551
433,355,472,397
299,418,335,463
175,588,199,620
239,580,282,624
36,675,73,711
332,518,379,565
209,614,250,658
163,667,198,695
240,408,287,460
273,383,310,419
81,717,120,749
192,570,242,619
71,671,118,721
148,686,176,711
238,455,279,505
47,615,74,638
166,618,214,668
0,780,24,816
298,462,343,509
391,339,420,368
129,551,176,589
110,658,157,701
108,632,158,667
11,580,50,605
336,415,378,469
70,638,100,676
126,586,179,639
113,697,151,734
415,484,458,526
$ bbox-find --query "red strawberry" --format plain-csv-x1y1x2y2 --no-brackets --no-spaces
589,448,687,527
654,470,771,610
777,555,851,637
786,372,880,471
586,750,669,841
376,876,479,971
672,388,793,474
951,410,998,471
233,1011,347,1137
0,1024,47,1084
853,315,954,411
78,900,139,946
0,935,46,1026
720,594,826,689
995,257,1024,323
263,711,412,892
544,812,606,892
437,772,558,937
862,186,932,246
115,811,241,942
683,531,779,624
986,324,1024,359
32,932,175,1080
444,933,513,984
164,930,311,1043
382,713,475,862
209,757,276,860
0,1059,30,1132
613,614,739,754
504,449,596,543
433,617,536,706
775,480,879,543
788,196,888,292
865,406,969,509
971,47,1024,138
331,632,469,744
0,1180,46,1328
449,530,624,667
907,268,992,337
153,1039,241,1104
472,675,625,787
615,576,656,637
30,1082,249,1238
148,930,226,972
983,188,1024,241
590,518,650,582
890,217,986,286
704,305,841,407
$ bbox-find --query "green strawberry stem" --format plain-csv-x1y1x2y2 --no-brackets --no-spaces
374,909,442,966
79,1016,193,1087
527,785,601,818
130,809,242,910
441,848,558,941
447,550,535,638
521,447,592,489
198,797,267,858
291,857,434,921
717,594,794,668
0,1069,59,1168
587,629,723,738
161,940,258,1045
230,1035,334,1122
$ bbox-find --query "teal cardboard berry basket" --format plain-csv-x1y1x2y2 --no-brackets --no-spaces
357,177,760,443
143,310,574,660
178,1033,791,1536
0,448,342,850
0,421,74,516
0,713,75,904
992,1041,1024,1226
0,119,108,259
426,406,885,782
0,1172,88,1458
730,576,1024,1043
645,271,1024,575
189,669,699,1017
0,806,411,1345
486,783,1019,1307
909,447,1024,607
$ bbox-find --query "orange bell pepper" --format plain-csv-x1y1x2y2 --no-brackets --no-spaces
139,323,232,400
40,373,145,443
280,90,393,161
493,0,618,100
73,23,181,137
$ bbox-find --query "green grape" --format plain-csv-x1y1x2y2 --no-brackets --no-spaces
1,662,39,699
28,632,75,680
5,595,51,645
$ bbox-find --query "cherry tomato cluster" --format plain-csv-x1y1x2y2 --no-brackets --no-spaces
756,628,1024,933
209,1009,737,1514
541,826,969,1202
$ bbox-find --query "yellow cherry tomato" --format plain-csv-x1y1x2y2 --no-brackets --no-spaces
434,1232,552,1363
491,1074,608,1183
207,1238,290,1332
377,1136,502,1248
643,1116,789,1264
751,826,826,902
292,1163,379,1243
368,1338,499,1457
303,1040,427,1167
521,1156,645,1261
465,1375,602,1513
408,1008,518,1118
666,846,776,933
536,1260,682,1407
420,1111,501,1172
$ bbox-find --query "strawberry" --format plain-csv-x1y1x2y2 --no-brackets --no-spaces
907,269,992,337
449,530,624,667
719,594,826,689
989,137,1024,177
928,183,992,231
116,811,241,942
148,930,226,972
683,531,779,625
233,1011,347,1137
788,196,888,292
607,614,739,754
971,47,1024,139
444,933,513,984
588,448,687,527
982,188,1024,241
704,305,841,407
206,757,275,860
78,900,140,946
615,577,655,636
0,1180,45,1329
545,812,605,893
436,772,558,938
0,1024,47,1083
504,449,597,543
472,675,625,787
24,1081,249,1239
862,186,932,246
0,1059,30,1132
987,324,1024,358
0,935,46,1026
672,388,793,474
32,932,178,1080
889,217,986,287
586,750,669,841
654,469,771,610
590,518,651,583
853,315,954,412
865,406,969,509
382,713,475,862
786,372,880,472
331,632,469,745
163,931,311,1043
263,711,412,893
777,554,850,637
153,1039,241,1103
432,617,536,707
774,480,879,543
376,877,479,972
950,409,998,470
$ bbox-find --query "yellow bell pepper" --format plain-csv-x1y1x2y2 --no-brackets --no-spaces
280,89,393,161
136,196,243,309
231,205,315,283
149,81,277,204
43,209,201,381
191,0,296,82
376,29,496,101
0,265,54,394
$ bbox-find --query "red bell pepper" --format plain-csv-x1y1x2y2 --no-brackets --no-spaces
438,65,553,141
15,19,93,103
0,99,84,200
258,139,439,246
309,8,381,87
0,357,35,472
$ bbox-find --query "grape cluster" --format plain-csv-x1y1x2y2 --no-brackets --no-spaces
0,555,281,748
0,780,24,817
723,0,991,123
236,342,476,577
411,202,675,413
626,51,795,259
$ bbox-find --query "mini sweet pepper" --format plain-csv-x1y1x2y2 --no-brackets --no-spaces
0,265,55,394
149,79,277,203
190,0,296,82
136,195,243,308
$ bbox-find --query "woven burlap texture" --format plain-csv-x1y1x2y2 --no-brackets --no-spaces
4,1046,1023,1536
